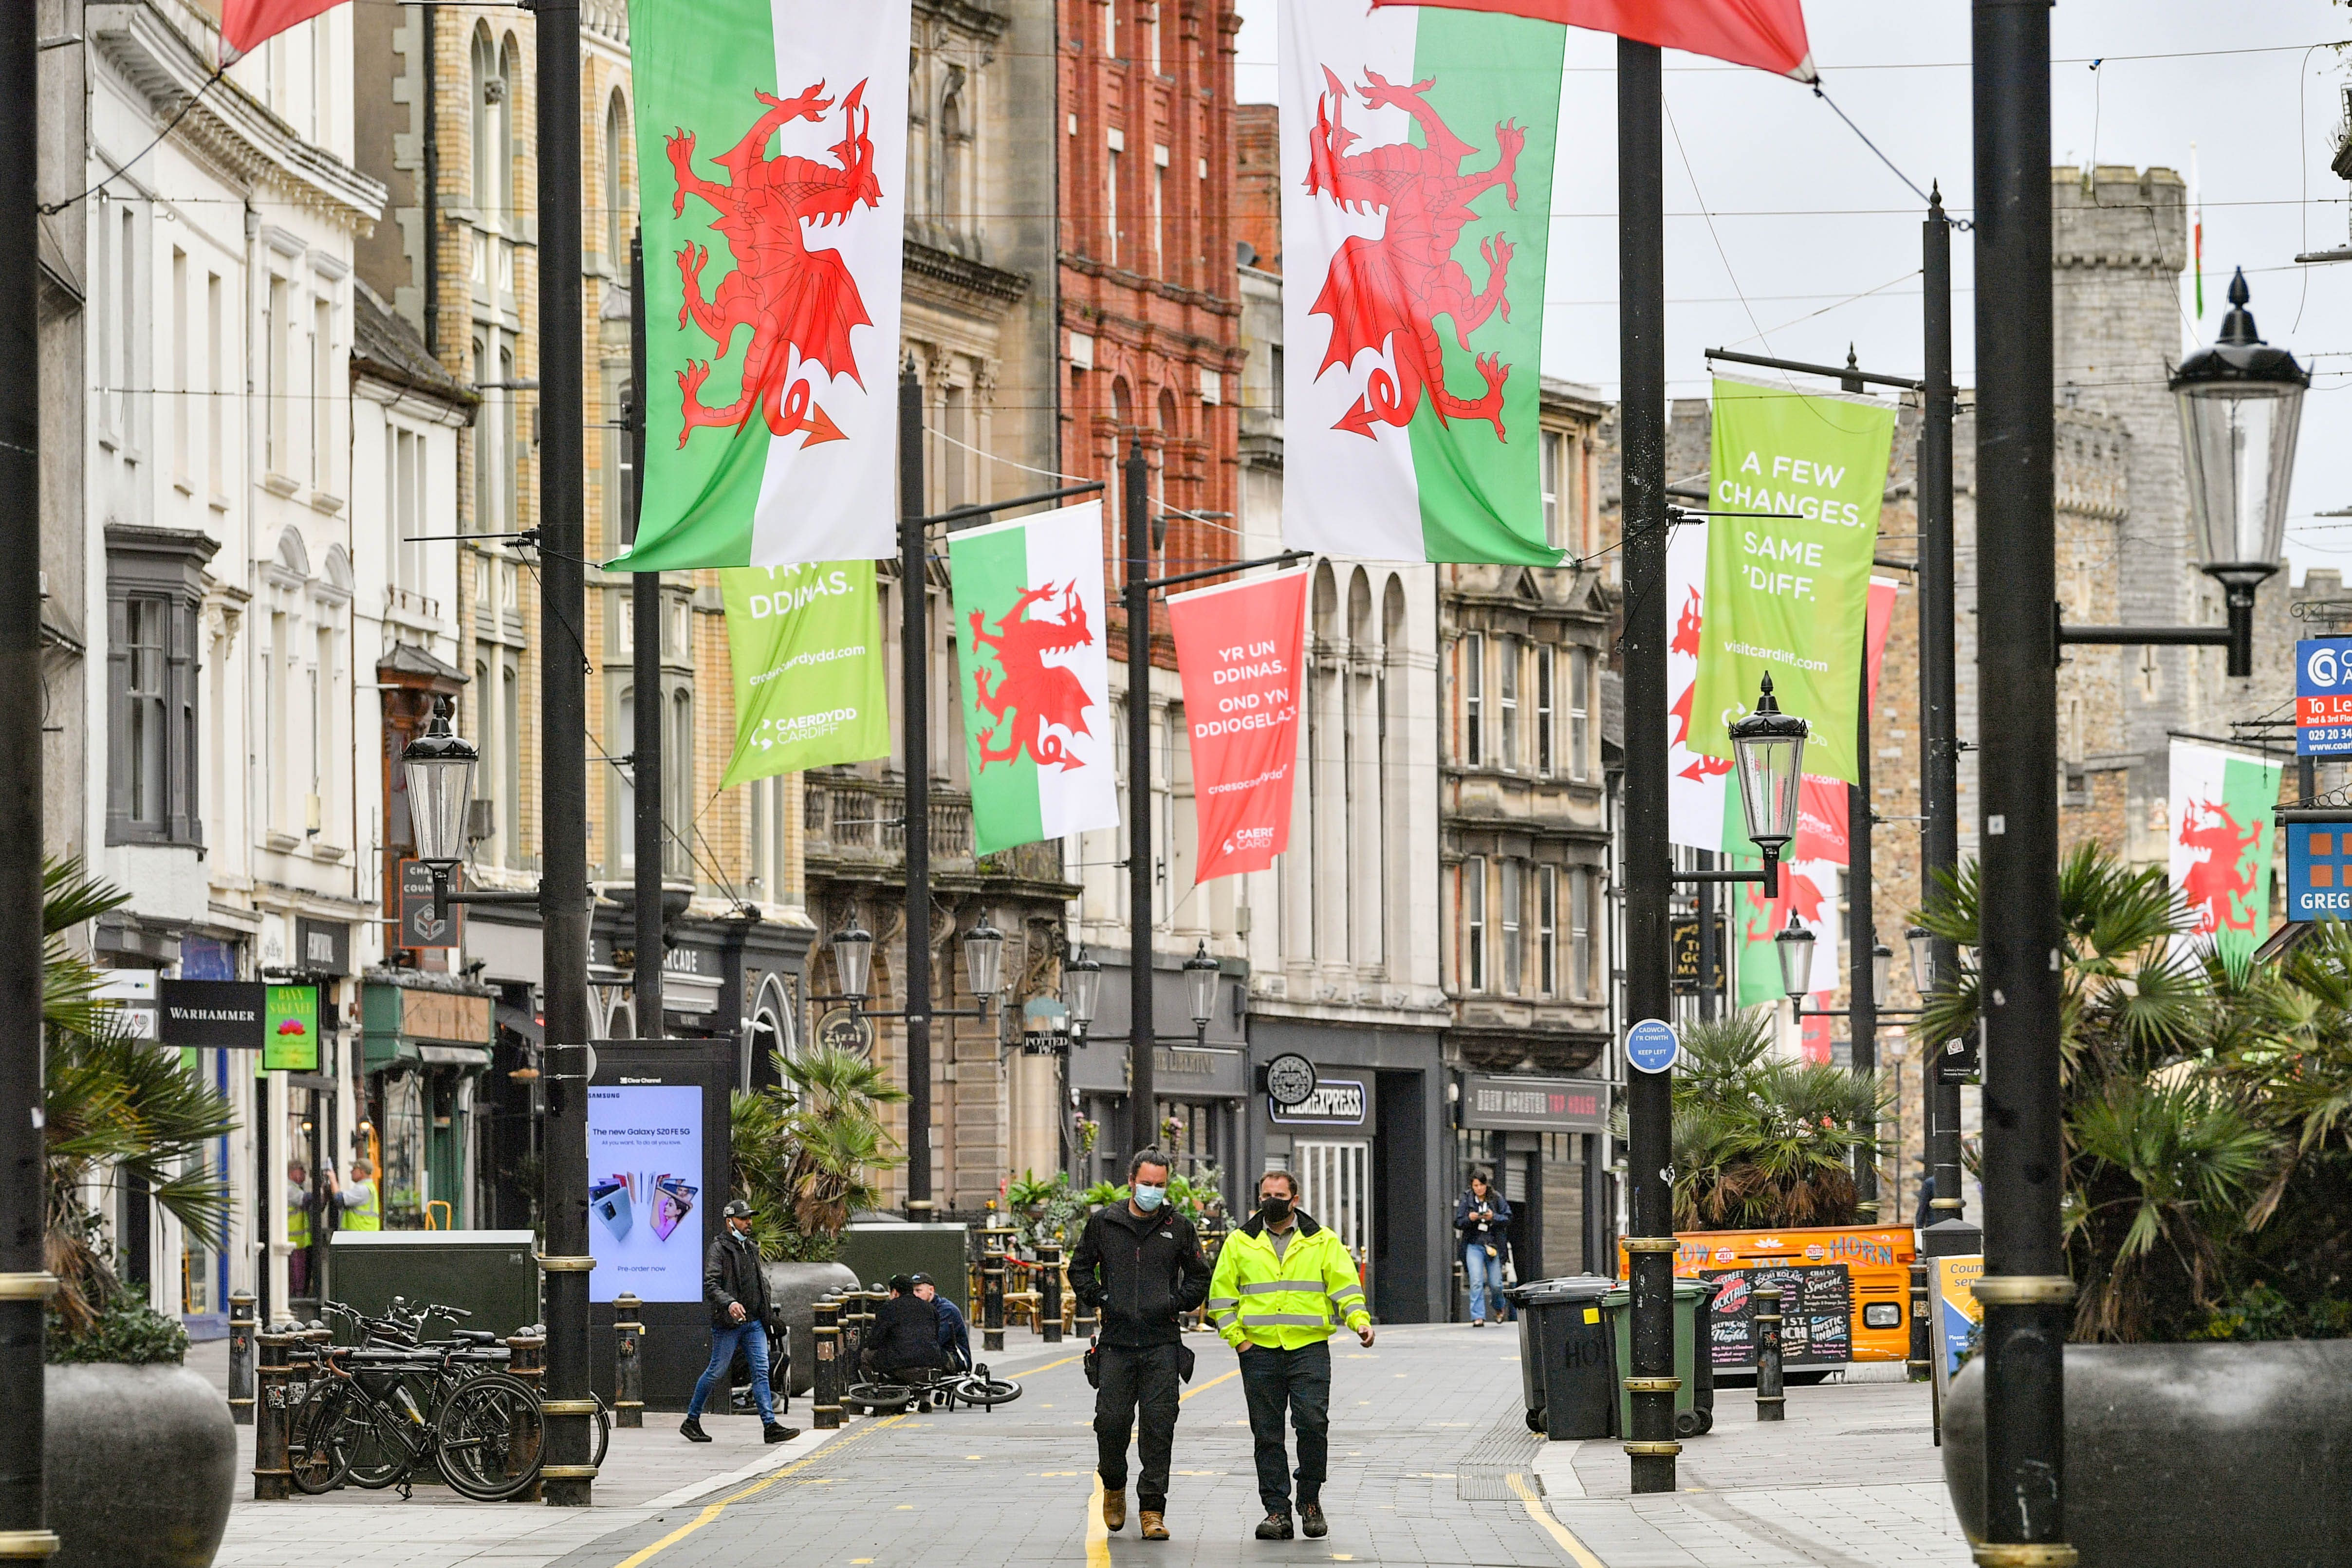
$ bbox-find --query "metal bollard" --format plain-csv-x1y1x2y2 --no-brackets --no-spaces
613,1291,646,1427
1073,1294,1097,1343
982,1232,1008,1353
227,1291,258,1425
1754,1286,1785,1422
252,1324,296,1499
505,1327,547,1502
1037,1242,1063,1345
1907,1260,1932,1382
812,1296,845,1429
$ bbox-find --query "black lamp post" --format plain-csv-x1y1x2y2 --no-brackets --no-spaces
1064,947,1103,1042
820,916,1004,1034
1776,913,1815,1004
1728,676,1807,898
400,697,540,924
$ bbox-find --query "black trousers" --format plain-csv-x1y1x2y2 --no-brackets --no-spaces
1238,1341,1330,1515
1094,1343,1183,1510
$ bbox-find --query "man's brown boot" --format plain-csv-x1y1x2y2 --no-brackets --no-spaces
1140,1510,1169,1541
1102,1488,1127,1532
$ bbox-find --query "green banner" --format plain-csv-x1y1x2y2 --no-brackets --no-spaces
1690,377,1896,785
719,562,889,787
263,984,319,1073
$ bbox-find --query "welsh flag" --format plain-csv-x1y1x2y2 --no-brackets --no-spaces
1370,0,1815,81
1278,1,1569,565
948,505,1121,855
2168,740,2284,971
610,0,911,570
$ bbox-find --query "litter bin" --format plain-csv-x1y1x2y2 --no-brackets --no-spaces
1603,1278,1715,1437
1505,1275,1618,1440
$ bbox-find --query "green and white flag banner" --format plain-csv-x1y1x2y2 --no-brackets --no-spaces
1278,0,1568,565
1689,374,1896,786
718,562,889,787
949,503,1121,856
613,0,910,571
2167,738,2283,971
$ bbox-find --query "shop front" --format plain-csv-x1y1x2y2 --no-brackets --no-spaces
1452,1071,1613,1300
1244,1021,1448,1324
361,974,496,1230
1068,946,1250,1193
588,907,813,1090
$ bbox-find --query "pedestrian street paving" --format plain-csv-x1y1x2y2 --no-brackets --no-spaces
198,1324,1975,1568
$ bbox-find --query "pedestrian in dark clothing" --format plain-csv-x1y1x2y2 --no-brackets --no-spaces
1454,1171,1513,1326
912,1273,971,1370
862,1276,948,1379
1069,1149,1212,1544
683,1199,796,1444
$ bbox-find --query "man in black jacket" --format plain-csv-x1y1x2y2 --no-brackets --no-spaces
683,1199,796,1444
861,1276,949,1379
1069,1149,1212,1543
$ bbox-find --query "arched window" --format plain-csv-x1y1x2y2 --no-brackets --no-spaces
496,37,519,222
604,90,631,269
666,686,694,878
469,28,497,204
614,684,635,868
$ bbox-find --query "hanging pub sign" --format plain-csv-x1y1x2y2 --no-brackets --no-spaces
397,859,463,950
159,979,266,1049
263,983,322,1073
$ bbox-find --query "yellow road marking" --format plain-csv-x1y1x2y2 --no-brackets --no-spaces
1506,1472,1606,1568
1087,1476,1112,1568
1181,1368,1238,1402
1026,1351,1088,1376
610,1417,898,1568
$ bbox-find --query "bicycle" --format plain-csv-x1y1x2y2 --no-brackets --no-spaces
843,1363,1022,1416
290,1345,544,1499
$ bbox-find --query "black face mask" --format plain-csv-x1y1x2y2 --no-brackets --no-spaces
1259,1195,1293,1223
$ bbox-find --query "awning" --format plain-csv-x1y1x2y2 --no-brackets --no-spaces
417,1043,491,1069
495,1001,543,1043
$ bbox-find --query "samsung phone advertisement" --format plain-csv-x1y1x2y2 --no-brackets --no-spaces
586,1086,703,1304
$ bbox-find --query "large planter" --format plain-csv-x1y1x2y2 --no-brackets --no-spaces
764,1260,860,1396
1943,1341,2352,1567
45,1362,236,1568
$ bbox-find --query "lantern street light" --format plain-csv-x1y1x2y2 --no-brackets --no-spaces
1065,938,1227,1052
1065,947,1103,1042
831,924,875,1002
398,696,539,923
1672,675,1810,904
1907,925,1936,996
816,914,1004,1030
1775,912,1816,1004
1183,940,1221,1042
1871,940,1894,1012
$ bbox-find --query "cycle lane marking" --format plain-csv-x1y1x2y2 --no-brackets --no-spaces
1507,1471,1607,1568
610,1414,902,1568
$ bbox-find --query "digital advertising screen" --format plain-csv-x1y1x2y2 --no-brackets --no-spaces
586,1085,704,1304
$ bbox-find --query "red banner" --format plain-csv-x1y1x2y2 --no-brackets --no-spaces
1167,569,1310,883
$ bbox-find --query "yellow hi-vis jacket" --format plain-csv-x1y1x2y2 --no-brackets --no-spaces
1205,1211,1371,1350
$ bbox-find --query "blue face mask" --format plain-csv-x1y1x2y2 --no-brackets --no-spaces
1132,1183,1167,1212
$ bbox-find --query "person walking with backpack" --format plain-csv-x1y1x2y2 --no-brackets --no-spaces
1205,1170,1373,1542
1069,1149,1212,1543
1454,1170,1513,1327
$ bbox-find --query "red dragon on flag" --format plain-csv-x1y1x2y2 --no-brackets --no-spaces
968,585,1099,772
666,81,881,449
2177,798,2265,937
1303,68,1524,440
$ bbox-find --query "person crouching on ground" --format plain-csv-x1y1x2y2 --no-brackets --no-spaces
1206,1169,1373,1542
862,1275,950,1382
1070,1148,1211,1543
911,1273,972,1371
682,1199,797,1445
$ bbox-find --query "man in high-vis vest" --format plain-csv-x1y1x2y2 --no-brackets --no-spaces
327,1159,380,1231
1204,1170,1374,1542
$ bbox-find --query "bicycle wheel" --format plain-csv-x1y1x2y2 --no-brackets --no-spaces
433,1373,544,1502
952,1375,1023,1409
593,1391,612,1471
288,1383,355,1494
333,1397,416,1491
843,1381,915,1415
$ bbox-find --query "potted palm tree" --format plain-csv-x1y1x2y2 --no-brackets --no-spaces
41,859,239,1568
730,1045,907,1392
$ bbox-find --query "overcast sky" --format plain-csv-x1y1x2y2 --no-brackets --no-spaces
1231,1,2352,574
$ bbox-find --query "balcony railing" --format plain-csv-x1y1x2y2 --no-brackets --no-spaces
805,776,1066,885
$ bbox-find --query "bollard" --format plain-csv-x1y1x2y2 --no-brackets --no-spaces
981,1232,1008,1353
613,1291,646,1427
1754,1286,1785,1422
812,1297,845,1430
252,1323,296,1499
1073,1293,1097,1344
1037,1242,1063,1345
227,1291,258,1425
505,1326,547,1502
1907,1260,1932,1382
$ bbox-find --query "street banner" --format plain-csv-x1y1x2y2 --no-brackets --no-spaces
1368,0,1815,81
610,0,911,571
221,0,348,57
718,561,889,786
1167,569,1310,882
949,503,1119,855
1278,0,1569,565
1689,377,1895,787
2296,636,2352,756
1731,852,1837,1010
2168,739,2284,969
263,983,321,1073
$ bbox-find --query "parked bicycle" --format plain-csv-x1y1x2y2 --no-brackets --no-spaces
288,1340,543,1499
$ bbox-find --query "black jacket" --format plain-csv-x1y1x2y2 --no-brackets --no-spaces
864,1293,947,1371
703,1229,770,1329
1070,1201,1211,1348
1454,1189,1512,1243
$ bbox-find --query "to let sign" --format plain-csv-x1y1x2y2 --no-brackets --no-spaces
2297,638,2352,756
2286,821,2352,922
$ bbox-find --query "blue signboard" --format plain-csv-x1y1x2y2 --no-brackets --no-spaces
1626,1018,1680,1075
2296,638,2352,756
2286,821,2352,922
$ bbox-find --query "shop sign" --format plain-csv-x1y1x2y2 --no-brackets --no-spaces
400,988,492,1046
96,970,159,1039
2286,820,2352,922
1459,1073,1608,1135
263,984,321,1072
817,1007,874,1053
397,860,463,949
1264,1052,1318,1107
1670,917,1725,995
159,979,266,1048
1269,1078,1365,1126
296,918,351,976
1152,1044,1248,1097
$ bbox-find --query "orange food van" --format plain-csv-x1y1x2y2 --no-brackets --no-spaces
1618,1225,1917,1365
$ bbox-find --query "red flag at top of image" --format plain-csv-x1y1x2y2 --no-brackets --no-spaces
221,0,347,59
1370,0,1815,82
1167,569,1311,884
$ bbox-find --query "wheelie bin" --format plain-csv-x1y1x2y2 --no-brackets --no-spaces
1603,1277,1716,1437
1504,1275,1618,1440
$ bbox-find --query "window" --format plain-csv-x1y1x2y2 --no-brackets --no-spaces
310,297,330,488
500,345,518,533
1103,0,1114,55
1107,147,1120,267
116,207,136,441
472,337,492,531
265,277,287,474
501,658,522,867
170,249,188,483
1498,636,1519,773
105,526,216,847
1541,429,1563,549
1570,868,1594,1000
1152,157,1165,269
1269,345,1284,419
604,92,630,268
1539,866,1558,997
1500,858,1523,995
1463,633,1483,766
1569,648,1591,781
1148,2,1161,70
313,626,332,808
614,683,635,869
1463,856,1486,992
667,686,695,879
471,28,500,209
1536,646,1555,776
206,274,223,492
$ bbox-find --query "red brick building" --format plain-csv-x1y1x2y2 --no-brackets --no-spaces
1234,102,1280,276
1059,0,1245,612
